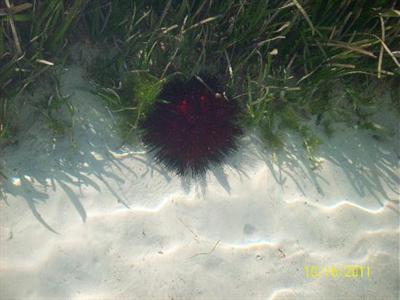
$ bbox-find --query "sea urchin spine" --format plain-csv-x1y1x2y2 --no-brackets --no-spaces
140,74,242,176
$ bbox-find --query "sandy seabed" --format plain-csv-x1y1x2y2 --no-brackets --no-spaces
0,67,399,300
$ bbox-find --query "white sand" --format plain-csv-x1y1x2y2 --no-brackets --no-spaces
0,67,399,300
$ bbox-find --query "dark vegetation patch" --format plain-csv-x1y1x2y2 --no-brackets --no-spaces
1,0,399,161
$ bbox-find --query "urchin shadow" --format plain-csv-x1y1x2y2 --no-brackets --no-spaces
129,143,173,182
138,130,254,195
174,135,254,195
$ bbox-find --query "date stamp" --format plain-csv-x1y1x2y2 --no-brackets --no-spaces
304,265,371,279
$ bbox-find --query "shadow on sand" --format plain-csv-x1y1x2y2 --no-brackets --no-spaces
1,68,399,233
248,126,399,212
0,67,171,233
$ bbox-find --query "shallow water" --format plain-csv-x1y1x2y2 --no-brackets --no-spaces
0,67,399,299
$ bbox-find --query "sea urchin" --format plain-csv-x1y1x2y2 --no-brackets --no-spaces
140,74,242,176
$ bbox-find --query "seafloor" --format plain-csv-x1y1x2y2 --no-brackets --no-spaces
0,66,399,299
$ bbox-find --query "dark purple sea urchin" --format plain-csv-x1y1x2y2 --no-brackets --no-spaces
140,74,242,176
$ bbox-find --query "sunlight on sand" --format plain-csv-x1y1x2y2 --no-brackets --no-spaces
0,66,399,299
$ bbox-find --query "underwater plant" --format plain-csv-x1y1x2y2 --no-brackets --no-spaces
140,74,242,176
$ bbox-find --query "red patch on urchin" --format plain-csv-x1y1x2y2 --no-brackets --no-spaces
140,75,242,176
